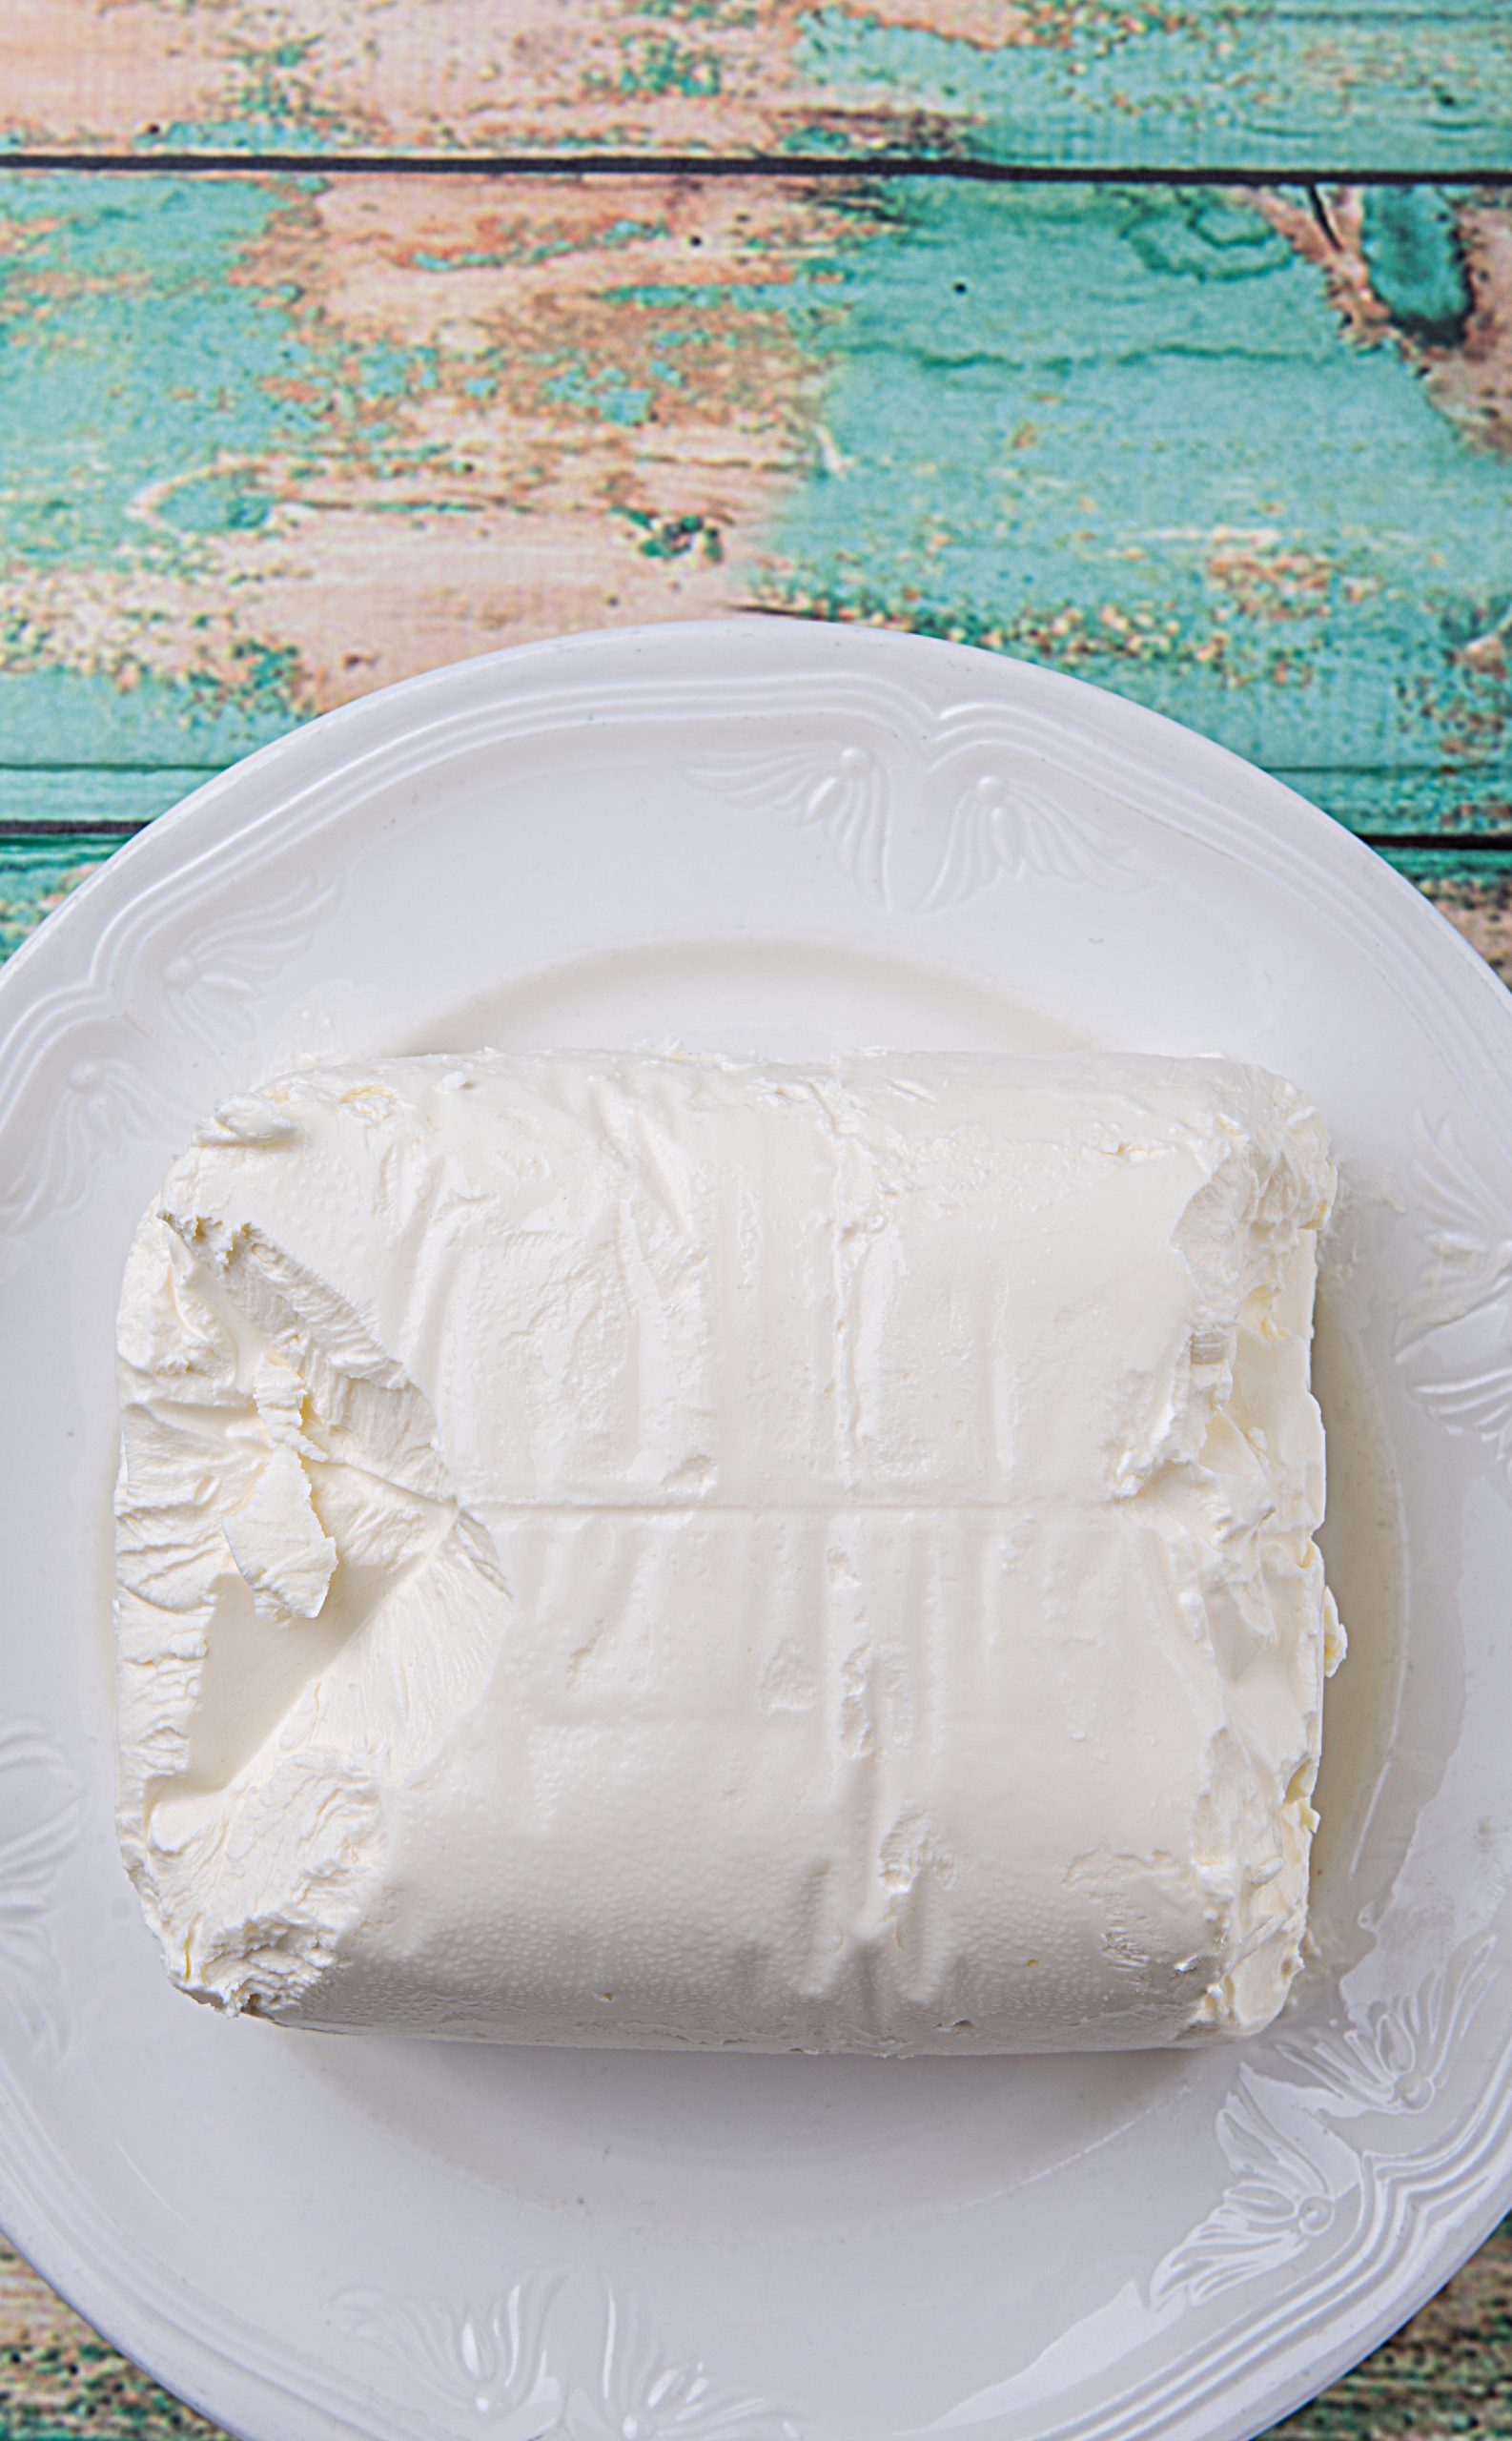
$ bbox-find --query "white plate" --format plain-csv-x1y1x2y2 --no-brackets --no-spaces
3,618,1511,2441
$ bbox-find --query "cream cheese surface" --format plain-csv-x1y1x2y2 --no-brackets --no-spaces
113,1051,1340,2052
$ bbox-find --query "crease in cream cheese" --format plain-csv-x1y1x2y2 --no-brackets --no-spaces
113,1051,1341,2052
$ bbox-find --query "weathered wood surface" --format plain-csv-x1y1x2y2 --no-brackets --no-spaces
2,2217,1510,2438
4,0,1512,173
5,172,1512,845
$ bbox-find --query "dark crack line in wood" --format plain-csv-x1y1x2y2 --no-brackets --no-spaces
1363,834,1512,854
3,151,1512,186
0,761,224,774
0,819,152,837
5,821,1512,854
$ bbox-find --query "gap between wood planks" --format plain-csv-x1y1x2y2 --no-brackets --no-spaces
5,825,1512,852
4,152,1512,185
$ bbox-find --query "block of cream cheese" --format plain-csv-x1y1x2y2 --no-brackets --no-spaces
114,1052,1341,2053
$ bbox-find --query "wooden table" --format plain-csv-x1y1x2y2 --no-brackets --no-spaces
3,5,1511,2431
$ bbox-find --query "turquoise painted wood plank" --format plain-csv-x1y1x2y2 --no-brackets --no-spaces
0,768,214,824
752,180,1512,828
7,171,1509,836
1378,843,1512,881
3,0,1511,173
0,832,118,957
784,4,1512,175
1274,769,1512,836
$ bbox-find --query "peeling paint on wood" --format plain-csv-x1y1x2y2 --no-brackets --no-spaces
4,171,1511,836
751,179,1512,831
3,0,1511,172
1251,186,1512,460
0,169,830,745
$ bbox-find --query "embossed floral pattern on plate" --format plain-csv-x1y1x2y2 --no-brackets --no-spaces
333,2272,801,2441
0,1726,84,2062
